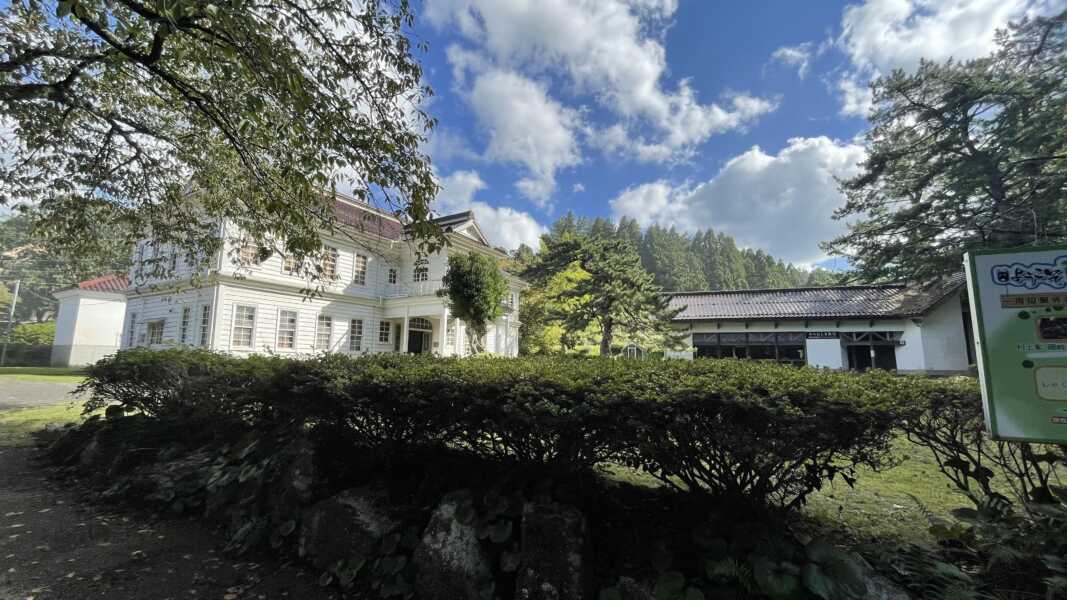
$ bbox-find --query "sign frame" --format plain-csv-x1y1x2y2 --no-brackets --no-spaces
965,247,1067,443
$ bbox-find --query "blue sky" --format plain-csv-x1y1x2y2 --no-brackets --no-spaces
410,0,1065,267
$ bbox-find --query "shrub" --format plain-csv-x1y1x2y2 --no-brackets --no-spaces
79,349,912,509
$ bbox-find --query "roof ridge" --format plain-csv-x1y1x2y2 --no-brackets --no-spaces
666,283,904,295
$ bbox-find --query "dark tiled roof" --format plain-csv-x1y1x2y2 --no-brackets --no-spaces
76,274,129,294
431,210,475,229
668,273,965,321
332,199,405,240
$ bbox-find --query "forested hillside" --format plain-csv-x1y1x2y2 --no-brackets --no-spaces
514,212,839,292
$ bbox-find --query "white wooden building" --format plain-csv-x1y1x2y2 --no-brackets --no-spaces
120,197,526,357
51,274,129,366
666,275,973,374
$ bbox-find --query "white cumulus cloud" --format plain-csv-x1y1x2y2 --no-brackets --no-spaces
425,0,776,163
833,0,1065,115
436,170,547,251
610,137,867,265
465,69,581,207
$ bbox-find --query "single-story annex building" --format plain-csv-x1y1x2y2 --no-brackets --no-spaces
51,274,129,367
665,274,974,374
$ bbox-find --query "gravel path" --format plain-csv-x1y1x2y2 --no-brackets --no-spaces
0,382,81,412
0,450,339,600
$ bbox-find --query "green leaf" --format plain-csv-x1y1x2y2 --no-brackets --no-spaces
654,571,686,599
489,519,513,544
750,556,800,598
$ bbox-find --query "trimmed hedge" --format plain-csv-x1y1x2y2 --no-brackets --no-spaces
78,349,972,508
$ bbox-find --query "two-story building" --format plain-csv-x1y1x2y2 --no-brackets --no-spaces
119,195,526,357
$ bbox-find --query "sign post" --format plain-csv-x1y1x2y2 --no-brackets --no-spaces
966,248,1067,443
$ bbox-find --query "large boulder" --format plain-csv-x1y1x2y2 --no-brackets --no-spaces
515,500,590,600
412,490,494,600
266,437,316,523
299,485,398,581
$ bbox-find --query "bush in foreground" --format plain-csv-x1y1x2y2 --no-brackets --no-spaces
78,348,922,509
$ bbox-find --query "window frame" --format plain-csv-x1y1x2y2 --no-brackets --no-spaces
127,312,138,347
199,304,212,348
146,319,165,346
179,306,191,344
321,245,339,280
315,314,333,350
349,319,364,352
388,267,398,285
353,254,368,285
378,320,391,344
231,304,257,349
276,309,298,350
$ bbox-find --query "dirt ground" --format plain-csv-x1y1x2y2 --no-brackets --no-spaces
0,380,342,600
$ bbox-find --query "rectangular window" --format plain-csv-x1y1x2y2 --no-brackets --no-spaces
321,246,338,279
179,306,191,344
199,305,212,347
413,257,429,282
277,310,298,350
233,305,256,348
127,312,138,347
446,319,456,351
238,241,259,264
388,268,398,284
147,320,165,346
315,315,333,350
349,319,364,351
378,321,391,343
353,254,368,285
283,254,300,275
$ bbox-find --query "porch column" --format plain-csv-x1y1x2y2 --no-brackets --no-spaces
441,305,450,356
456,320,466,357
400,309,410,353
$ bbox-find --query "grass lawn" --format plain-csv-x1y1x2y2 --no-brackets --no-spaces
0,401,85,447
0,366,86,384
804,437,973,545
603,436,988,546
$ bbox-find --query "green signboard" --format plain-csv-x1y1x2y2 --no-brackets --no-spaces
966,248,1067,443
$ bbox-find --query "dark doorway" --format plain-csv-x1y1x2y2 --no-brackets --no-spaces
846,344,897,371
407,330,431,354
847,345,872,371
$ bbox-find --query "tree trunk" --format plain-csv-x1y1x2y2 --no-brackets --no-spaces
466,328,484,354
599,318,614,356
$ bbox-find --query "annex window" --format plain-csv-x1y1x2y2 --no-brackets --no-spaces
315,315,333,349
349,319,364,351
127,312,138,347
199,305,212,347
179,306,192,344
446,319,456,351
353,254,368,285
146,320,165,346
321,246,338,280
232,305,256,348
388,268,398,285
277,310,298,350
378,320,391,344
692,332,806,366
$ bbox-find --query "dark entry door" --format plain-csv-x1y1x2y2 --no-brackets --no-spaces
847,345,873,371
408,330,425,354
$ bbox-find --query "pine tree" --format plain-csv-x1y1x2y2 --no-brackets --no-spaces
529,233,685,356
